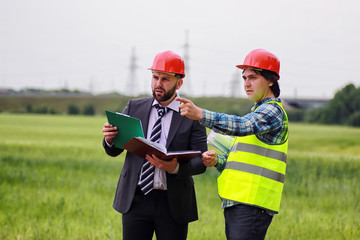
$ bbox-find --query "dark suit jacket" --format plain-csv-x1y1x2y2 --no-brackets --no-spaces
103,97,207,224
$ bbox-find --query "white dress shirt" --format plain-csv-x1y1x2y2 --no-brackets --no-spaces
148,98,180,190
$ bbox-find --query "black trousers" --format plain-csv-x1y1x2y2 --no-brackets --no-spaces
224,204,273,240
122,187,188,240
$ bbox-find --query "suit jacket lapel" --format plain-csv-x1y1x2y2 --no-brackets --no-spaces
166,110,184,148
138,98,154,139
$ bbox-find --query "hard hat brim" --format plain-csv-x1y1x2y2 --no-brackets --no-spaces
236,65,280,78
236,65,253,69
148,69,176,76
148,68,185,78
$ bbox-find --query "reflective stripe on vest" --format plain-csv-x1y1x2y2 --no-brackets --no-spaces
225,161,285,183
217,101,288,212
231,142,287,163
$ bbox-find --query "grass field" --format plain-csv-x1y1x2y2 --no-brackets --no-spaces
0,113,359,239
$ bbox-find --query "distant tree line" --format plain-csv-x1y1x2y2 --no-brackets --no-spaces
288,83,360,127
25,104,96,116
68,104,95,115
1,88,94,96
25,104,58,114
0,87,127,96
2,84,359,126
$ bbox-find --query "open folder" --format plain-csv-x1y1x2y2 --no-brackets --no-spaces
105,110,201,161
123,137,201,161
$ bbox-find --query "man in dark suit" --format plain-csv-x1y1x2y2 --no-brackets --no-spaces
102,50,207,240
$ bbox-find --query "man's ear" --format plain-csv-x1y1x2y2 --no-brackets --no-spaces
176,79,183,90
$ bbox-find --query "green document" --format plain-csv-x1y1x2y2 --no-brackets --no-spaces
105,110,144,148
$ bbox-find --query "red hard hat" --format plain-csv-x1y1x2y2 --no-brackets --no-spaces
236,49,280,77
148,51,185,77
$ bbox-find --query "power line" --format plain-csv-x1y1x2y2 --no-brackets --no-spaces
182,30,192,96
230,71,241,98
127,47,138,96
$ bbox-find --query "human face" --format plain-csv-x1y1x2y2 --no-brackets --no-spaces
151,71,183,106
242,68,274,103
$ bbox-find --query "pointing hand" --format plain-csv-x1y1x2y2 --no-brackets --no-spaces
176,97,203,121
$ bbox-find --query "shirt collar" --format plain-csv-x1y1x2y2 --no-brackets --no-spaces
252,97,281,112
152,94,180,113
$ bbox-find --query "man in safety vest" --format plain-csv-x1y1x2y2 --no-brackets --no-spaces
176,49,288,240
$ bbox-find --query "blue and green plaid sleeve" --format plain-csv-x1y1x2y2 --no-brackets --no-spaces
201,99,285,144
214,153,227,172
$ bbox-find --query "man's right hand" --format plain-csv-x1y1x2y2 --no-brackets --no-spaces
176,97,203,121
102,122,118,144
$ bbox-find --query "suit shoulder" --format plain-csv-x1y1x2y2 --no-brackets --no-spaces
128,97,153,106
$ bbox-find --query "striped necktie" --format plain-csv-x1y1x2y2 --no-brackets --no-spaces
139,104,167,195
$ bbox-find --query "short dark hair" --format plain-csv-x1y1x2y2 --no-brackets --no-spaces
253,69,280,97
175,73,184,79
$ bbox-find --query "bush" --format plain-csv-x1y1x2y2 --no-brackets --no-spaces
68,105,80,115
26,104,33,113
347,111,360,126
307,83,360,127
49,109,58,115
83,105,95,115
35,106,48,114
286,109,307,122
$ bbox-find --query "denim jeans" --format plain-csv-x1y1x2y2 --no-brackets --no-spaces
224,204,273,240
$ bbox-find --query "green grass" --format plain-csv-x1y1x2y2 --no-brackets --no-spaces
0,114,122,239
1,115,360,239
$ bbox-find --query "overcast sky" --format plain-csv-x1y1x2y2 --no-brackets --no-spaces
1,0,359,99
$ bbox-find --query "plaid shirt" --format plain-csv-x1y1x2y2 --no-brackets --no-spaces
201,98,288,213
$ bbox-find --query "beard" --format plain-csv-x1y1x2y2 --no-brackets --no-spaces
152,83,177,102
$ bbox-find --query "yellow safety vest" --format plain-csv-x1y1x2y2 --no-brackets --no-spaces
217,101,288,213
